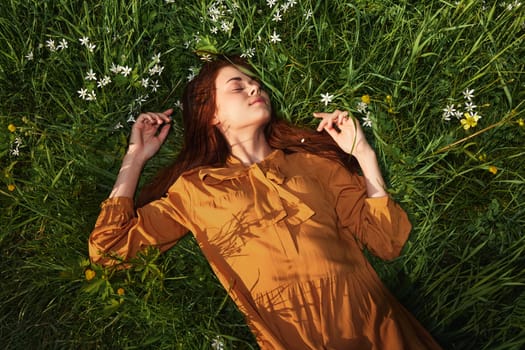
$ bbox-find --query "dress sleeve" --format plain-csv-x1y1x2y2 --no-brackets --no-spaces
331,164,412,261
88,190,191,266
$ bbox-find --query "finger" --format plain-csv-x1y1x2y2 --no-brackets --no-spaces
157,123,171,143
337,111,349,125
323,124,340,140
160,109,174,124
313,112,334,119
340,113,354,126
316,116,334,132
324,117,337,132
140,112,170,127
316,118,326,132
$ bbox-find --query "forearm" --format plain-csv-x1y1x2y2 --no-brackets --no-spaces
109,149,147,198
353,146,388,198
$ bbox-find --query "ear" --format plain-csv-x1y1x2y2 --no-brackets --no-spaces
210,114,220,126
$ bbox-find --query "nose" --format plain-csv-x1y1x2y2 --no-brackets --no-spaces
248,81,261,96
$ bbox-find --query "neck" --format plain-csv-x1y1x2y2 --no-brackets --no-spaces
225,128,273,165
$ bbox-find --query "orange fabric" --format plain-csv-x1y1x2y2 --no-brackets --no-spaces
89,149,442,349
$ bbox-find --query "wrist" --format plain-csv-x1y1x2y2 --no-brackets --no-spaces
124,147,148,167
352,143,375,162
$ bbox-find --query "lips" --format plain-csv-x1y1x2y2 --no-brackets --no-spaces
250,97,266,105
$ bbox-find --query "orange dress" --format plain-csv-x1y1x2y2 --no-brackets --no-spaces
89,149,442,350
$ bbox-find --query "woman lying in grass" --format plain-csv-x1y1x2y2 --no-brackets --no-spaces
89,55,442,349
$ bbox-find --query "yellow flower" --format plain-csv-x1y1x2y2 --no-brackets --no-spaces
478,153,487,162
518,118,524,127
85,269,96,281
488,166,498,175
361,94,371,104
460,112,479,130
8,124,16,133
385,95,392,103
117,288,125,296
7,184,15,192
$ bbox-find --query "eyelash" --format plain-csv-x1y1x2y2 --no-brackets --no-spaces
232,81,262,92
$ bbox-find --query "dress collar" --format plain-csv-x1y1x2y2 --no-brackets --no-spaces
198,149,284,182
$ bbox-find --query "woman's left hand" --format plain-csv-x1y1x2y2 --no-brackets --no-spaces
313,109,371,156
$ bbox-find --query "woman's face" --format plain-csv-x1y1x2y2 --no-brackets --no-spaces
212,65,271,134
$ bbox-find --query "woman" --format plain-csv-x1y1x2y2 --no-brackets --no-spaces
89,55,442,349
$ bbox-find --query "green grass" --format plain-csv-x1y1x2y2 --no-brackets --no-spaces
1,0,524,349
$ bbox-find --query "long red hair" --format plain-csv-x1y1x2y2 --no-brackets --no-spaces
136,55,357,207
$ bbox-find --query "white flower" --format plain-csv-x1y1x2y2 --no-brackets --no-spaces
357,101,368,114
10,138,21,156
97,76,111,88
187,71,196,81
211,336,224,350
320,92,334,106
287,0,298,7
25,51,34,61
127,115,136,123
454,110,463,119
149,64,164,75
280,2,290,12
174,100,183,110
209,5,223,22
57,39,68,50
165,0,176,3
10,148,20,156
85,69,97,81
462,88,475,101
200,54,213,62
210,27,219,34
120,65,132,76
85,90,97,101
150,80,160,92
362,112,373,128
221,21,233,32
464,101,477,112
305,9,313,20
269,30,281,43
241,48,256,58
46,39,57,52
79,36,90,46
86,43,96,53
110,63,121,74
267,0,277,7
151,53,161,64
114,122,124,129
135,94,149,103
77,88,88,99
272,10,282,22
9,137,21,156
141,78,149,88
442,104,456,120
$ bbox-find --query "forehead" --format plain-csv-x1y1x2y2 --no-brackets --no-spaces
215,65,252,85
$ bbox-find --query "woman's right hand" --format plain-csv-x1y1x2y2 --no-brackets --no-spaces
128,109,173,164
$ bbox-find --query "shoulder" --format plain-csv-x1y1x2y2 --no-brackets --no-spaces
285,151,363,187
284,151,345,174
165,165,208,194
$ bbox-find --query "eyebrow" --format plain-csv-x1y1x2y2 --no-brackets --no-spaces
225,76,243,84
